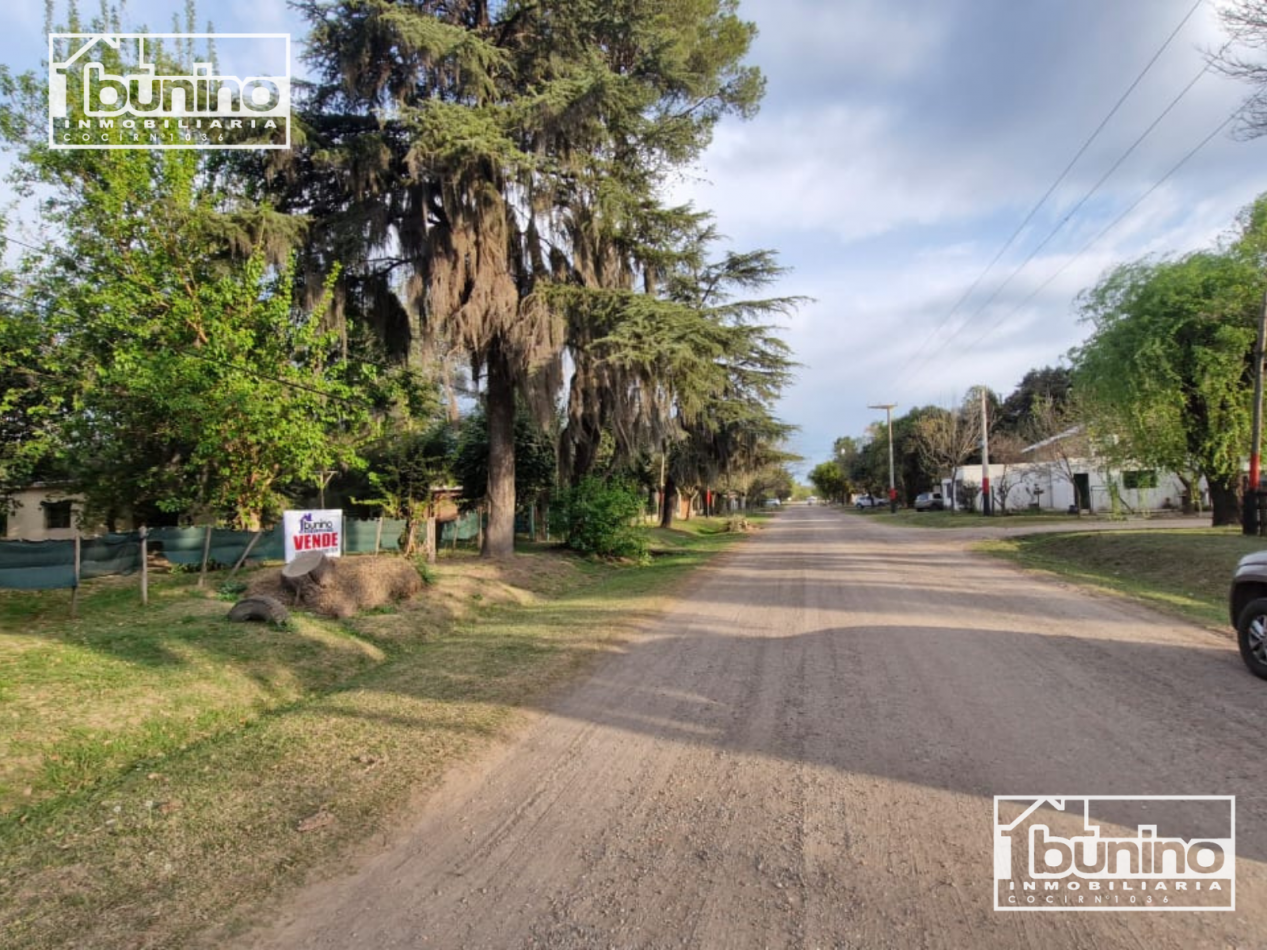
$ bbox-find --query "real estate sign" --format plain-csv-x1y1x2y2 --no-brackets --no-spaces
283,510,343,563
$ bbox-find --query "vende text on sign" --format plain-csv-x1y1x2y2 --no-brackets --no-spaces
282,510,343,564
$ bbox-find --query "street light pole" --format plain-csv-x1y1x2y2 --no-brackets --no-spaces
869,403,898,513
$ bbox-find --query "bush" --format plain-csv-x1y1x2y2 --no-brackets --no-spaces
956,480,979,512
555,478,648,560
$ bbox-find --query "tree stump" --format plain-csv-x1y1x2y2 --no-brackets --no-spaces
281,552,334,604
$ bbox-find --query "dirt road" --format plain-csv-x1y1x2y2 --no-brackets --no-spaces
246,506,1267,949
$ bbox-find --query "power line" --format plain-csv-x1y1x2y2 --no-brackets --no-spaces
949,109,1239,362
900,57,1215,388
813,105,1236,460
891,0,1208,389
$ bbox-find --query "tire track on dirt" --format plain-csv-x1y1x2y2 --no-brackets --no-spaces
244,508,1267,949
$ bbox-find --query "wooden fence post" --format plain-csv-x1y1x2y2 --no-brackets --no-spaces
374,515,383,556
229,530,262,578
197,524,213,588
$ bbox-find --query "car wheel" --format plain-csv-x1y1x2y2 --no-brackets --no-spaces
1236,597,1267,680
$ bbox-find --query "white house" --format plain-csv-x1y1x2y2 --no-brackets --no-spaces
2,485,87,541
944,461,1199,514
940,423,1211,514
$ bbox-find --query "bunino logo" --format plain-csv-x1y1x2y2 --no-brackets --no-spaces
48,33,290,149
299,512,336,534
994,796,1235,911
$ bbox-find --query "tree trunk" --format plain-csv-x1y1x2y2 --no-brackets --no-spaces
482,344,516,559
1210,476,1241,527
659,474,677,529
281,552,333,604
1176,473,1194,514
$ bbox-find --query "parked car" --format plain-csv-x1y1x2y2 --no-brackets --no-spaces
855,494,883,509
1231,551,1267,678
807,496,817,506
914,491,945,511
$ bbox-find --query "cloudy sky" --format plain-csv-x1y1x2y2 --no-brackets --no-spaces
4,1,1267,476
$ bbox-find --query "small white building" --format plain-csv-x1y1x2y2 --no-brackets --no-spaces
2,485,86,541
944,461,1200,514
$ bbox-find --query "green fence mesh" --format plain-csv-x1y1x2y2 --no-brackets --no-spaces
0,516,422,590
0,533,143,590
345,518,407,553
440,511,481,543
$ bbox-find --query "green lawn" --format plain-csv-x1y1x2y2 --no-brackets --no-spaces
0,519,751,950
979,528,1267,627
840,505,1078,528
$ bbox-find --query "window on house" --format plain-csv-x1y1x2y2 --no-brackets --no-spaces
43,500,73,530
1122,470,1158,490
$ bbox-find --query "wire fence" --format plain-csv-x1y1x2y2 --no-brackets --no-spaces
0,511,503,634
0,518,431,592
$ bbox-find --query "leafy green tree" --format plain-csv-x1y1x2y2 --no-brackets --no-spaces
0,248,63,504
1,23,367,529
281,0,766,557
997,366,1072,436
808,462,846,504
453,407,557,517
355,422,456,554
1073,208,1266,525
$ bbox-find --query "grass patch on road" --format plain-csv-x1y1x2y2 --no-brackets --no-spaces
979,528,1267,627
842,506,1077,528
0,519,749,950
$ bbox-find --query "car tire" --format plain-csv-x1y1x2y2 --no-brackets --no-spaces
1236,597,1267,679
228,595,290,625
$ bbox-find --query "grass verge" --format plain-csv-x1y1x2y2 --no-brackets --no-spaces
0,517,749,950
978,528,1267,628
841,506,1087,528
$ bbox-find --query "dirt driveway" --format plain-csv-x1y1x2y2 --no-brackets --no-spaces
244,506,1267,949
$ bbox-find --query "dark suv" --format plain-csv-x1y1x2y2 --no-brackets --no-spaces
1230,551,1267,678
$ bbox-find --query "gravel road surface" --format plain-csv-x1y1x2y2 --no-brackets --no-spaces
246,506,1267,949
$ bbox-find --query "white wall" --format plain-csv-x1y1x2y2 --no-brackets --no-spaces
946,462,1198,514
4,487,85,541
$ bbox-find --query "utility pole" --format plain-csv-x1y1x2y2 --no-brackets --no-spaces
1246,288,1267,535
869,403,898,513
980,387,992,516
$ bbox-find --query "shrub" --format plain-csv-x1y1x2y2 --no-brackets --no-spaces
555,477,648,560
956,480,979,512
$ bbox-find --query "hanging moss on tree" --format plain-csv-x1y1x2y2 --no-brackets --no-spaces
277,0,772,557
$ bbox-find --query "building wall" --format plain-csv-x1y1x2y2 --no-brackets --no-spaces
945,462,1197,514
4,487,87,541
